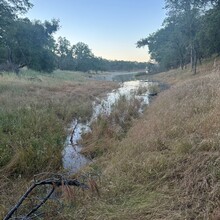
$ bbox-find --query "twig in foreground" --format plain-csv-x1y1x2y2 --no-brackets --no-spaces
4,178,89,220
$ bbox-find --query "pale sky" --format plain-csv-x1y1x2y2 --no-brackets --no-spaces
26,0,166,62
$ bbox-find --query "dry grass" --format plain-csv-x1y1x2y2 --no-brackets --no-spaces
64,57,220,219
0,70,117,218
149,55,220,86
80,95,142,159
3,58,220,219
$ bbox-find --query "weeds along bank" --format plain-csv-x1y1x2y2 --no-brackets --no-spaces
0,70,117,217
67,60,220,219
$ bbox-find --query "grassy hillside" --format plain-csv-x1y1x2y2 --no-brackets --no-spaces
66,57,220,219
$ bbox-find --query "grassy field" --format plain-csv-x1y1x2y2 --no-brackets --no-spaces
0,70,117,218
2,57,220,219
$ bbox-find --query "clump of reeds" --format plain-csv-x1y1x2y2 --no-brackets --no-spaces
81,94,142,158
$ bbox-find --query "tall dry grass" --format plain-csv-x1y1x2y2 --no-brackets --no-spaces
81,95,142,159
65,58,220,219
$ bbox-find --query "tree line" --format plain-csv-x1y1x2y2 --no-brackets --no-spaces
0,0,146,74
55,37,147,73
137,0,220,74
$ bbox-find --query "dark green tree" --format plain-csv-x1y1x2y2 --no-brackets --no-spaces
137,19,188,70
6,18,59,72
165,0,202,73
0,0,32,70
0,0,32,49
72,42,95,72
0,0,32,33
138,0,220,74
55,36,76,70
0,1,60,73
198,6,220,57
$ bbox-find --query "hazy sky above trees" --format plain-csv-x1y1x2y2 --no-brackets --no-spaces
27,0,166,62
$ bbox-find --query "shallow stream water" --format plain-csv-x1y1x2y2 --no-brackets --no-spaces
63,74,152,173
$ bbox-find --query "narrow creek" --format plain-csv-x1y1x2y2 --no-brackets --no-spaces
63,73,153,173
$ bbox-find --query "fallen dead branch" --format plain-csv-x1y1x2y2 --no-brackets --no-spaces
4,175,89,220
70,120,78,146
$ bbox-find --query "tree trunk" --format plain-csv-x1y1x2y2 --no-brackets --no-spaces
193,48,197,74
195,55,197,74
7,46,13,64
190,43,198,74
191,44,194,71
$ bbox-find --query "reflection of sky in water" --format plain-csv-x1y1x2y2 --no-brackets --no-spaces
63,80,151,173
63,120,91,174
92,80,151,119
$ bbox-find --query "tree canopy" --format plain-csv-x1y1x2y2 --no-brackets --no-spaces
138,0,220,74
0,0,60,73
0,0,147,74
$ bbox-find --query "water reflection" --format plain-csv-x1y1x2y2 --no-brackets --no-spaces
63,79,151,173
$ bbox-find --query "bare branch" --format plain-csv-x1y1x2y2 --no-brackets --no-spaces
70,120,78,146
4,177,89,220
